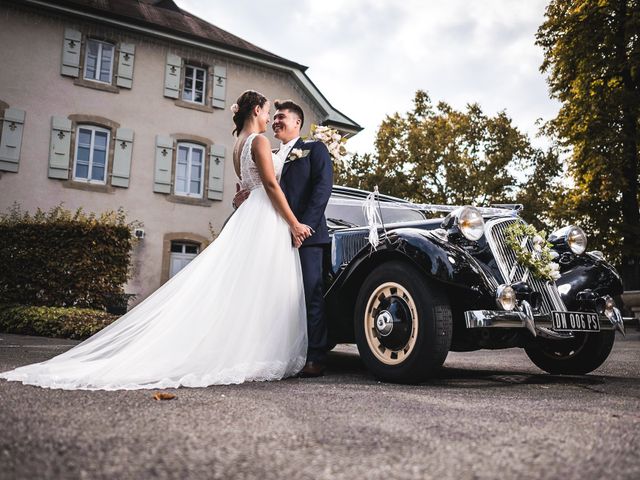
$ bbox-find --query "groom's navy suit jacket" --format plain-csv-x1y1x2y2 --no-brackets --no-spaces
280,138,333,246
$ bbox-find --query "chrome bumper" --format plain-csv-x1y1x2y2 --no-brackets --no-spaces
465,308,631,338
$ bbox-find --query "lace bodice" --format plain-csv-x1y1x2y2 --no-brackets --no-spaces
238,133,284,191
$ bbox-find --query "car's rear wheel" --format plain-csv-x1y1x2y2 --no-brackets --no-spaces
354,261,452,383
524,331,615,375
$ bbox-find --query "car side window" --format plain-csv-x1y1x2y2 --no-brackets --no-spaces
326,195,425,227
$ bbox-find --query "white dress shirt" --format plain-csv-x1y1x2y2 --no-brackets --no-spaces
278,136,300,161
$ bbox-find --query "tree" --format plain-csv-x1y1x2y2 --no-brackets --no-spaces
337,90,561,230
537,0,640,289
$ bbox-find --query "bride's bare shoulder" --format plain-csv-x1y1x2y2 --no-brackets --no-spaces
251,134,271,151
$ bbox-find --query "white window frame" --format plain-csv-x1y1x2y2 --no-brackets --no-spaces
182,65,207,105
83,39,115,84
73,125,110,184
175,142,205,198
169,241,200,278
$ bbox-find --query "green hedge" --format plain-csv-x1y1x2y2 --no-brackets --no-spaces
0,204,140,310
0,304,119,340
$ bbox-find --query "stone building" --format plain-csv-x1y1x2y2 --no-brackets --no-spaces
0,0,361,305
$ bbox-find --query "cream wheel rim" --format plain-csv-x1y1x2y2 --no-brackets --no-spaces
364,281,419,366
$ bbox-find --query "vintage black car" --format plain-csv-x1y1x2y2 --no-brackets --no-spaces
323,186,629,383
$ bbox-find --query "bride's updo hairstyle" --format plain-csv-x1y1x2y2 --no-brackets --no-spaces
231,90,268,136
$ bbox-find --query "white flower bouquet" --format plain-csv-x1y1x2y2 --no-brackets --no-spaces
309,124,348,165
504,223,562,282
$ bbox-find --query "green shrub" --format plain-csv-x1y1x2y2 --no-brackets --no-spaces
0,203,140,310
0,304,118,340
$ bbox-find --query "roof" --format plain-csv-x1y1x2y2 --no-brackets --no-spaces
50,0,306,69
13,0,362,132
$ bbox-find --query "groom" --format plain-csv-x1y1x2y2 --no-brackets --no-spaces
234,100,333,377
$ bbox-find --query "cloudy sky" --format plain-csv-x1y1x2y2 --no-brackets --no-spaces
177,0,560,154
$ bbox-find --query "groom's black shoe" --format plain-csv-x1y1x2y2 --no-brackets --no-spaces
298,361,325,378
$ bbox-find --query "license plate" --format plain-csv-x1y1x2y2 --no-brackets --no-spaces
551,311,600,332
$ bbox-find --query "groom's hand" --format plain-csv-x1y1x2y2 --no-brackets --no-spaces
232,184,250,209
291,224,314,248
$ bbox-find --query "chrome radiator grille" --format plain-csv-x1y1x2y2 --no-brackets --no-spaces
333,230,370,267
485,218,566,314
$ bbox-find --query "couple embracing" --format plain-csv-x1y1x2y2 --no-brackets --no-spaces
0,90,333,390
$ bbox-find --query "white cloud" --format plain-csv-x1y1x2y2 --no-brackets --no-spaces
177,0,560,153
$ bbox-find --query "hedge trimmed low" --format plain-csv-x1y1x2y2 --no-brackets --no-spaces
0,203,140,310
0,304,119,340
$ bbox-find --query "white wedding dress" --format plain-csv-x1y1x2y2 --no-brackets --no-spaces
0,133,308,390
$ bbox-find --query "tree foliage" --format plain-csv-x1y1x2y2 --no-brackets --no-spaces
336,91,562,230
537,0,640,288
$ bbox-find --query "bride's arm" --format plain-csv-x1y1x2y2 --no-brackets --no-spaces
252,134,311,245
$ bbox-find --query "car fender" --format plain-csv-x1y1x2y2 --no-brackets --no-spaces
326,227,498,302
556,252,624,310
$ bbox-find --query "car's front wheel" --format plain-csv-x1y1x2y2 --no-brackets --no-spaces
354,261,452,384
524,331,615,375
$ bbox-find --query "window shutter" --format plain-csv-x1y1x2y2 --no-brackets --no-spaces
112,128,134,187
48,117,72,179
212,66,226,109
116,43,135,89
0,108,26,173
154,135,173,193
61,28,82,77
164,53,182,98
207,144,225,200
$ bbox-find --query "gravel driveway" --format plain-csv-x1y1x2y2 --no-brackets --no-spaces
1,331,638,480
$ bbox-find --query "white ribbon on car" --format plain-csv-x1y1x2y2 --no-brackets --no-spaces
333,187,519,250
362,186,383,250
330,196,516,217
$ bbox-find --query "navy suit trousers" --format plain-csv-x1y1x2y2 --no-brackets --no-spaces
299,245,327,362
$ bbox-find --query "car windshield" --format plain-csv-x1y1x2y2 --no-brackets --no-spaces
326,195,426,227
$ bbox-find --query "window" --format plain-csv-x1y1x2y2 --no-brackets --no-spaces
73,125,110,184
161,233,208,282
84,39,115,84
182,65,206,104
175,142,205,197
325,195,426,227
169,241,200,278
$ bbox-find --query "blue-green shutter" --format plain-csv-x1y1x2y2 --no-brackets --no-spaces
61,28,82,77
154,135,173,193
112,128,134,187
208,144,225,200
212,66,226,109
48,116,72,179
0,108,26,173
164,53,181,99
116,43,135,89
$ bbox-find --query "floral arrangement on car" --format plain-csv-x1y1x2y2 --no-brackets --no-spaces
289,125,348,165
504,222,561,282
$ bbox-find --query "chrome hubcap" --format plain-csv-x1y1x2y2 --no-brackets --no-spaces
375,311,394,336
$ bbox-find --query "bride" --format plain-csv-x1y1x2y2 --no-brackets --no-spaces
0,90,312,390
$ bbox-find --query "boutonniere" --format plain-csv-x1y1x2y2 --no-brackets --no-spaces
285,148,310,163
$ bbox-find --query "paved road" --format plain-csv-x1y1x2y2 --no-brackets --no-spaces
0,331,638,480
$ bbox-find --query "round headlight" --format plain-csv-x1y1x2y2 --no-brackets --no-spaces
458,206,484,241
567,226,587,255
496,284,516,311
